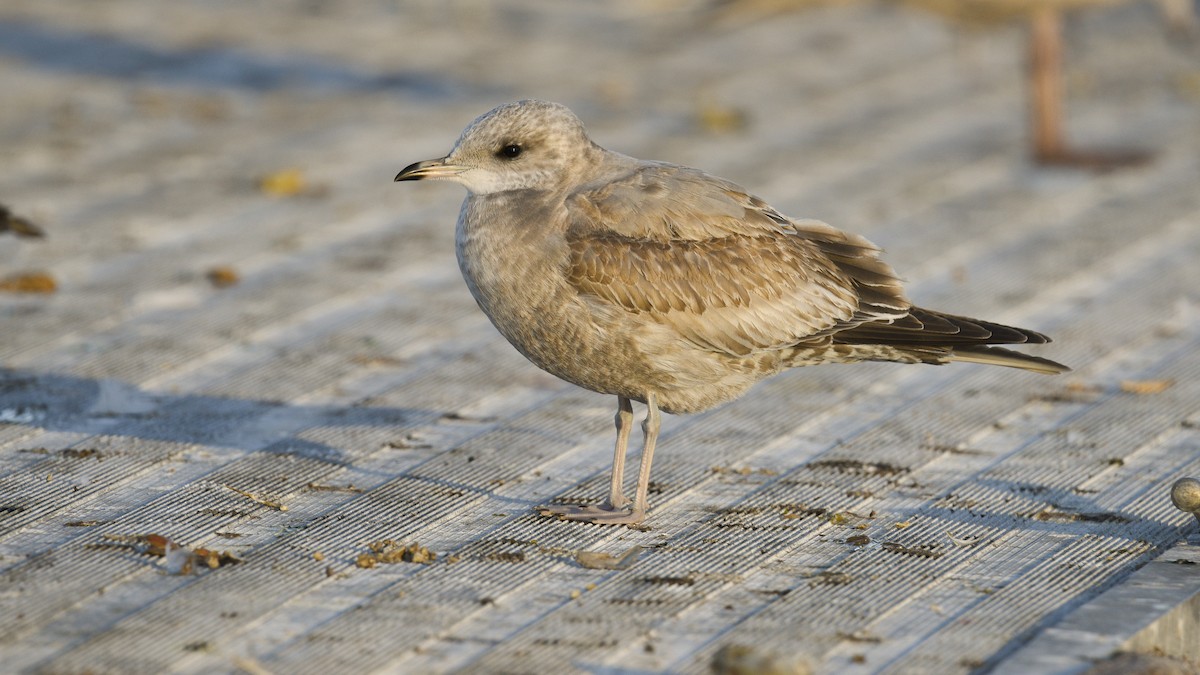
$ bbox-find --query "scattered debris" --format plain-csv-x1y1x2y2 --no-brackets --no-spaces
1033,381,1102,403
881,542,943,559
809,570,854,586
206,265,240,288
486,551,526,563
0,204,44,238
351,354,406,367
808,459,908,476
711,644,811,675
305,481,363,493
640,574,695,586
357,540,437,567
0,271,57,294
837,630,882,644
710,465,778,476
223,484,288,511
382,435,432,450
1119,379,1174,395
95,533,243,574
1031,506,1131,524
259,168,307,197
845,534,872,547
946,532,982,547
827,510,874,526
575,546,641,570
440,411,497,423
695,102,750,135
920,442,985,456
60,448,103,459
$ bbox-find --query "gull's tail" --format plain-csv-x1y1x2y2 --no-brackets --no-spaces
832,307,1070,375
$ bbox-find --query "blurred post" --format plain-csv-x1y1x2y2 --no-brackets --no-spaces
1030,7,1065,162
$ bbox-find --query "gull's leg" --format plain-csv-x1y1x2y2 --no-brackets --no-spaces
539,395,652,525
606,396,634,510
629,393,661,516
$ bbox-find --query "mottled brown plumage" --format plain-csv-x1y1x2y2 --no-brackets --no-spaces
395,99,1067,524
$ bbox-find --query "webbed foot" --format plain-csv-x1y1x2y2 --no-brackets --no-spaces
538,503,646,525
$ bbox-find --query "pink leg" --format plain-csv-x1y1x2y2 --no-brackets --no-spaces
540,395,657,525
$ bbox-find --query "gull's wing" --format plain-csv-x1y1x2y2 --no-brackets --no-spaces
564,163,911,356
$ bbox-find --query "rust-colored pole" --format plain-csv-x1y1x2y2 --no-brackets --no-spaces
1029,7,1065,162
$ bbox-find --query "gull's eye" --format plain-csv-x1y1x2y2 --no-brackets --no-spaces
498,144,522,159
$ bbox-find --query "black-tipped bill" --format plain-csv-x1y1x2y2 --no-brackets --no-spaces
394,158,466,182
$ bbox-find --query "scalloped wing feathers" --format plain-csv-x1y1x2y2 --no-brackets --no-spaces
564,163,912,356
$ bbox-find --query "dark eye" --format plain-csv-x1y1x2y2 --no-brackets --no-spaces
498,144,522,159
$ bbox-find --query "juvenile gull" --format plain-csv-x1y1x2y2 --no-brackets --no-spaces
396,99,1068,525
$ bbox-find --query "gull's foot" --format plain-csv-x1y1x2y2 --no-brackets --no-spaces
538,503,646,525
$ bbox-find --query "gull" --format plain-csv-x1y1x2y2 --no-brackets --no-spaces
396,99,1067,525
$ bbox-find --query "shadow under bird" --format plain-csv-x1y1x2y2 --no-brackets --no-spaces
396,99,1068,525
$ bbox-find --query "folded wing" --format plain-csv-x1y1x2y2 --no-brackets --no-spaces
564,163,911,356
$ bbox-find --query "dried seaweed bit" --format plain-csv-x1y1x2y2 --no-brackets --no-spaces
576,546,641,570
439,411,497,423
485,551,526,563
1032,381,1103,403
206,265,240,288
808,459,909,476
808,570,854,586
1120,379,1174,395
360,540,437,566
827,510,874,526
711,643,810,675
0,205,45,238
639,575,695,586
97,533,243,574
223,484,288,511
881,542,944,559
381,435,432,450
60,448,102,460
837,630,882,644
305,482,364,493
709,465,778,476
921,443,986,455
1031,506,1131,523
777,503,827,519
696,102,750,135
0,271,57,294
844,534,872,547
946,532,982,547
259,168,306,197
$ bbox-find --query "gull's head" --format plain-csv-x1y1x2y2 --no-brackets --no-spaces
395,100,597,195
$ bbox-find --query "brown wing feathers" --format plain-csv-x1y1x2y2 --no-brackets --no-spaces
833,307,1051,347
565,163,1065,372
